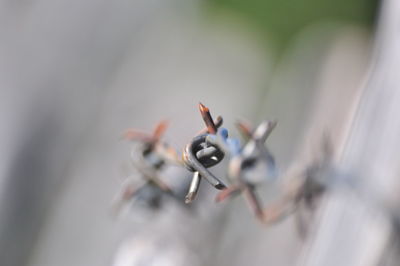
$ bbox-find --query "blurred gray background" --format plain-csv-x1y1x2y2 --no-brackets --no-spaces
1,0,393,266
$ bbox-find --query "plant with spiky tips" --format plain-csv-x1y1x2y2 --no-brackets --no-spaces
113,121,183,211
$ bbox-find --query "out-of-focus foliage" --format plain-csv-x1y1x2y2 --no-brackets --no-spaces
204,0,378,52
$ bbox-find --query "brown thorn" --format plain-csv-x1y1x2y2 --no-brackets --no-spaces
153,120,169,141
243,186,265,222
236,120,253,139
199,102,217,134
261,195,297,225
121,130,153,142
215,185,242,202
196,116,223,136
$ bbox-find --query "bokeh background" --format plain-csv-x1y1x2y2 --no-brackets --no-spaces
2,0,396,266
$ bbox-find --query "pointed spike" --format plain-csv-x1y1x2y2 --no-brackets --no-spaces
236,119,253,139
254,120,277,143
121,129,152,142
198,102,209,113
196,116,223,136
153,120,169,141
215,185,241,202
185,172,201,204
198,103,217,134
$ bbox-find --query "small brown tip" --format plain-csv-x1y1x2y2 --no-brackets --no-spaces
121,129,150,142
185,192,196,204
236,120,253,139
198,102,209,113
153,120,169,140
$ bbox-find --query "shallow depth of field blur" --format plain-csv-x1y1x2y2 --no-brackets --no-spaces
2,0,396,266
